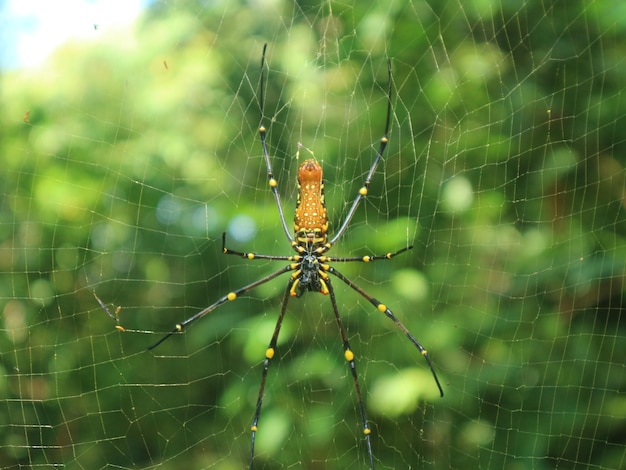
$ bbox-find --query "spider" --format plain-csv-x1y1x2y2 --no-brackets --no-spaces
146,45,444,469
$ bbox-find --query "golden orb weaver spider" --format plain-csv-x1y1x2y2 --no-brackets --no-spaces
146,45,444,469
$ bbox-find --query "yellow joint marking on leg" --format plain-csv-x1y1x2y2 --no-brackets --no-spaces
363,427,372,435
227,292,237,301
359,187,368,196
115,325,126,332
386,252,393,259
421,349,428,356
266,348,275,359
319,279,329,295
377,303,387,312
175,324,183,332
247,253,255,260
251,425,258,432
362,255,371,262
382,136,389,143
290,278,300,296
259,125,266,133
269,178,277,188
344,349,355,361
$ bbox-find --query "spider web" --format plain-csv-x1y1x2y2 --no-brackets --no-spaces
1,0,625,469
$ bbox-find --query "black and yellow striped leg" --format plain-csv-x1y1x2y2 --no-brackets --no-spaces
328,266,444,398
249,277,294,469
222,232,297,261
326,277,375,469
330,59,393,246
258,44,293,243
320,245,413,264
146,264,294,351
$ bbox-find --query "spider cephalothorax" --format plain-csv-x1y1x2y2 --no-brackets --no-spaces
290,251,328,297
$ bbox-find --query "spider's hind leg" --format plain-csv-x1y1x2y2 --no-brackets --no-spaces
325,277,376,469
249,278,294,469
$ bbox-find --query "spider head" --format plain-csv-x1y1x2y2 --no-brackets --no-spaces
292,253,327,297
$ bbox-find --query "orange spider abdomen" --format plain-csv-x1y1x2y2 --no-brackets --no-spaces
294,159,328,246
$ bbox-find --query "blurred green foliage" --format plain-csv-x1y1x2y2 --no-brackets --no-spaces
1,0,625,469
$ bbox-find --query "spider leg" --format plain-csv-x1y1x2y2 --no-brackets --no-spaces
320,245,412,263
146,264,294,351
327,266,444,397
259,44,293,243
326,277,375,469
330,59,392,246
222,232,298,261
249,276,294,469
